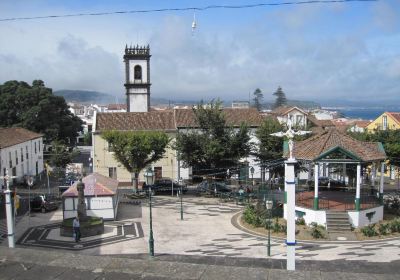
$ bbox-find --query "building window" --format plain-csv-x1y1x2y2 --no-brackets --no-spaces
154,167,162,180
9,152,12,168
382,115,388,130
35,142,37,154
296,115,303,126
134,65,142,80
15,150,18,165
21,148,24,162
26,146,29,159
35,161,38,176
38,141,41,152
108,167,117,179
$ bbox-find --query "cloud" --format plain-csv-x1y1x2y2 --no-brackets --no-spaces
0,2,399,107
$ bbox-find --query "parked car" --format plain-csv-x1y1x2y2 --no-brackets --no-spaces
30,195,59,213
196,181,232,195
144,178,187,195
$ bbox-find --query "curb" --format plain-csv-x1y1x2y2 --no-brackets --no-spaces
231,211,400,245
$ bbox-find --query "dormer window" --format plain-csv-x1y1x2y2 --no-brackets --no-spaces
134,65,142,81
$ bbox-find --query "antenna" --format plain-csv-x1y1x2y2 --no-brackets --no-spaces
191,10,197,35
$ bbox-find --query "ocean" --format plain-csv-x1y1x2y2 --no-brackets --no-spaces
330,107,400,121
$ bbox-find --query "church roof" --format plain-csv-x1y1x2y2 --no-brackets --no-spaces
0,127,42,149
62,173,118,197
96,110,176,131
292,129,386,162
95,108,264,131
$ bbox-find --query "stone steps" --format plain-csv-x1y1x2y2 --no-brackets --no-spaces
326,211,351,232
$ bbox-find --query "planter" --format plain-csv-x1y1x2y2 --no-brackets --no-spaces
60,216,104,238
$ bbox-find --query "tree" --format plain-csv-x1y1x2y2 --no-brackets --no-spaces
48,140,78,169
174,100,251,178
252,88,263,111
273,86,287,108
255,117,284,179
0,80,83,144
102,130,170,192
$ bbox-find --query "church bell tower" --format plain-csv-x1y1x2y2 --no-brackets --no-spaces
124,44,151,112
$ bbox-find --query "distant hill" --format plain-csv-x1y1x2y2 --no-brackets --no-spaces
263,100,321,110
54,90,320,110
54,90,116,104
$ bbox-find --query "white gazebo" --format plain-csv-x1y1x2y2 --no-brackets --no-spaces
62,173,120,220
289,129,386,228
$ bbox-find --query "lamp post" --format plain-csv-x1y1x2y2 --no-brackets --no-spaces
27,176,34,218
265,200,273,257
180,185,183,220
144,167,155,257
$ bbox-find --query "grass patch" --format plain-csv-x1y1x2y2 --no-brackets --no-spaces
62,216,103,227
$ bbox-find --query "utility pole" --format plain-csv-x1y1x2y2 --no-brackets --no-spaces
0,169,18,248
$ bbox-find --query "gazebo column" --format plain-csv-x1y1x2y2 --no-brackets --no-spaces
372,162,376,187
342,163,346,184
379,162,385,205
355,163,361,211
314,163,319,210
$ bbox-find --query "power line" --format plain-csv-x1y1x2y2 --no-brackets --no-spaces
0,0,377,22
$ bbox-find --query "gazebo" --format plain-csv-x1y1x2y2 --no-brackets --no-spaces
289,129,386,228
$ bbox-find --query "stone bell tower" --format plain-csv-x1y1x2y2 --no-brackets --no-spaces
124,44,151,112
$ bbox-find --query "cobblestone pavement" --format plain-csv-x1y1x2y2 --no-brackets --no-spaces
1,247,399,280
2,195,400,273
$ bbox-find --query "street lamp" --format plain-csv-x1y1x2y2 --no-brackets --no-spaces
265,199,273,257
27,176,34,218
144,167,154,257
179,185,183,220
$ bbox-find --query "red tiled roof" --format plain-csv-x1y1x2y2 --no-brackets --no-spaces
62,173,118,197
0,127,43,149
293,129,386,162
107,104,127,110
387,112,400,125
271,106,307,116
352,120,371,128
96,108,264,131
96,111,176,131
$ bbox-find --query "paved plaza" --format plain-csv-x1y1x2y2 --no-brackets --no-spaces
1,194,400,278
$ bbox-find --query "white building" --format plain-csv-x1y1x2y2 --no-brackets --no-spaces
271,106,308,128
0,127,44,189
61,173,119,220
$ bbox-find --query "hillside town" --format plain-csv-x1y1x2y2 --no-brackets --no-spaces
1,1,400,279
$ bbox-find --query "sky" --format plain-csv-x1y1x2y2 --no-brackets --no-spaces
0,0,399,106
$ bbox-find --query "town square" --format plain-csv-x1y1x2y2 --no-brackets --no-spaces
1,0,400,279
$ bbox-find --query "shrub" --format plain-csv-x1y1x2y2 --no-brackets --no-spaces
310,222,325,239
296,217,305,225
271,217,286,233
243,205,257,225
378,223,391,235
389,218,400,233
361,224,378,237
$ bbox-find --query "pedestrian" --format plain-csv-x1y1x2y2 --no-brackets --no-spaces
73,216,81,242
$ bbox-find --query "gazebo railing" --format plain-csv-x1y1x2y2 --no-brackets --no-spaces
295,191,380,211
295,192,330,210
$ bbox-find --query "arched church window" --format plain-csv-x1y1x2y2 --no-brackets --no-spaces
134,65,142,80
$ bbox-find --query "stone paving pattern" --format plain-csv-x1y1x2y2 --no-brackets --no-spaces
1,195,400,278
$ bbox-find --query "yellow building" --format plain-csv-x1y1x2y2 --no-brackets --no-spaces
366,112,400,132
92,108,263,185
